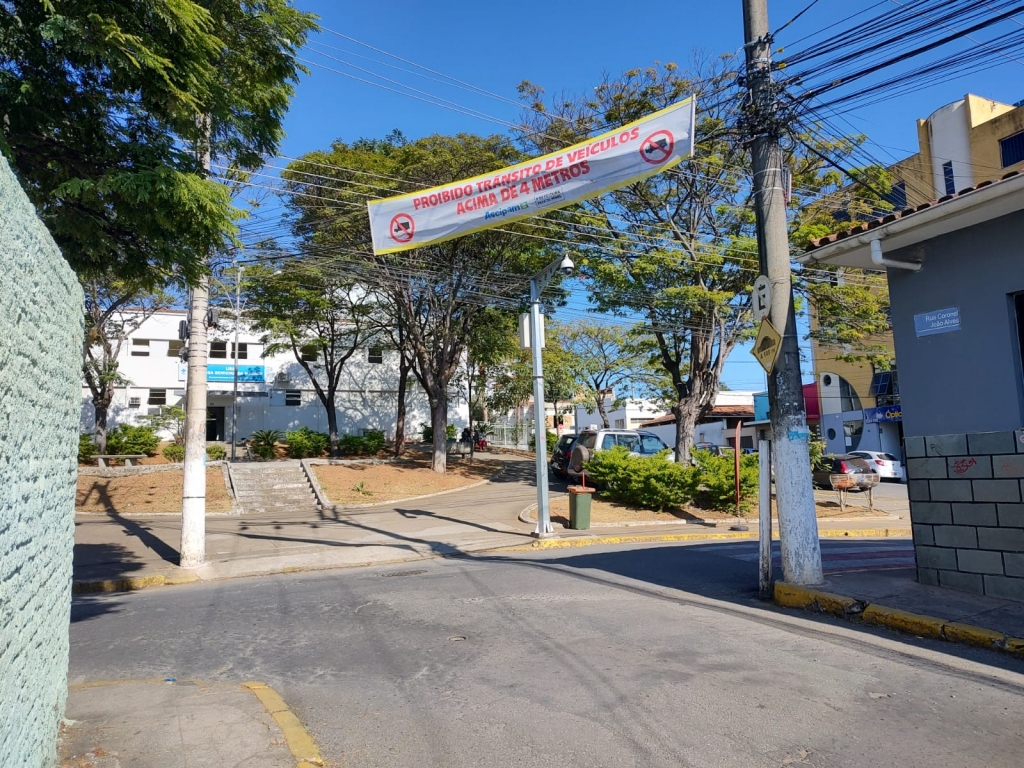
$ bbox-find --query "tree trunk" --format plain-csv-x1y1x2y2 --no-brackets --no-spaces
429,396,448,474
394,358,410,458
326,397,340,458
595,395,611,429
673,399,702,464
93,399,111,454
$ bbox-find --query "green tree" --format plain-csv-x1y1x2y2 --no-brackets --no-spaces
517,59,881,461
82,276,174,452
555,319,656,429
487,327,579,434
1,0,317,283
279,133,560,473
244,265,376,457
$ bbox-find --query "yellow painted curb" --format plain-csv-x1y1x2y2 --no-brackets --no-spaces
861,604,946,639
501,526,909,553
72,573,199,594
774,583,860,616
943,622,1005,649
244,682,323,767
773,582,1024,659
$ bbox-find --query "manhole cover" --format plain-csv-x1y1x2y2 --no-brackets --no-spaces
380,569,427,578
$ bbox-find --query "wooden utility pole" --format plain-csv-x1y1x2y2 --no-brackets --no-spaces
742,0,823,584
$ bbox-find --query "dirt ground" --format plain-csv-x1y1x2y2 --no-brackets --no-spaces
314,456,501,505
76,470,232,514
548,494,886,526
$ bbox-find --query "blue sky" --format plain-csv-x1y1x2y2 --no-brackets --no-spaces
271,1,1024,391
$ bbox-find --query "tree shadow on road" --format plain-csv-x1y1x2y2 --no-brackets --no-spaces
70,543,146,623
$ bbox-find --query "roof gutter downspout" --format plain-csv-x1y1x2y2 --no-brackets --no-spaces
862,235,923,272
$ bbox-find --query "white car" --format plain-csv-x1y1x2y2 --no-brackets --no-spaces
567,429,674,479
849,451,905,482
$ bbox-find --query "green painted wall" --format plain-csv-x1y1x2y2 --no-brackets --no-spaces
0,155,84,767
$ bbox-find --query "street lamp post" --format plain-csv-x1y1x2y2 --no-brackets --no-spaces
230,262,244,462
528,255,575,538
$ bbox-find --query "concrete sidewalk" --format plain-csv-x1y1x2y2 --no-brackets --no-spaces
59,679,320,768
73,453,915,590
776,568,1024,656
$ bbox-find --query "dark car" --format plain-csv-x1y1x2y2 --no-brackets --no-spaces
812,454,876,490
549,434,577,479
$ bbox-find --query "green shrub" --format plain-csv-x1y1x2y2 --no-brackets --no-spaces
584,446,696,511
446,424,457,440
163,443,185,462
79,433,97,464
206,444,227,461
363,430,385,454
691,450,759,513
106,424,159,456
421,423,433,443
340,434,368,456
528,431,559,454
286,426,330,458
249,429,283,460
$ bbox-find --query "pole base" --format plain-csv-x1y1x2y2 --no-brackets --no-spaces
730,523,750,531
530,530,557,539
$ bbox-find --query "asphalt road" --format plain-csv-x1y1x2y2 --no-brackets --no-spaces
70,541,1023,768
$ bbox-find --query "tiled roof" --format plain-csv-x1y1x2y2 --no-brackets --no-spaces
804,170,1023,252
640,404,755,427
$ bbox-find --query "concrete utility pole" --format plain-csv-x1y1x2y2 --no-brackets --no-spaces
742,0,823,585
180,120,212,569
230,262,244,463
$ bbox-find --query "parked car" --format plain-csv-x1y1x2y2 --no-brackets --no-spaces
567,429,674,479
694,442,724,455
812,454,877,490
849,450,905,482
549,434,577,479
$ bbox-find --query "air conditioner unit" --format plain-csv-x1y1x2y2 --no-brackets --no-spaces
274,371,290,385
128,397,141,408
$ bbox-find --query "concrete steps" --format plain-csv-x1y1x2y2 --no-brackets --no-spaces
229,461,319,514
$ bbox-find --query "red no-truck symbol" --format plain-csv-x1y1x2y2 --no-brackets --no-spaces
640,130,675,165
389,213,415,243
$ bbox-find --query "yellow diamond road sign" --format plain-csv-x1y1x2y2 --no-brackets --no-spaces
752,318,782,373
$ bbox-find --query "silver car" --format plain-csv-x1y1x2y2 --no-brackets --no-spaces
566,429,673,479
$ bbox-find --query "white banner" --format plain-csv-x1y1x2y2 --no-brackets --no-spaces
367,97,696,254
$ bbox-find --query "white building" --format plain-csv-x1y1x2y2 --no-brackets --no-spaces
638,391,758,449
573,396,667,433
81,309,468,442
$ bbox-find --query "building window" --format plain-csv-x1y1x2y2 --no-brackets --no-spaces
614,418,625,428
839,377,862,414
232,342,247,360
844,419,864,451
167,340,183,358
883,180,907,210
300,345,318,362
870,368,900,407
285,390,302,406
1000,130,1024,168
130,339,150,356
368,346,383,364
942,161,955,196
148,389,166,406
210,341,227,359
128,396,141,409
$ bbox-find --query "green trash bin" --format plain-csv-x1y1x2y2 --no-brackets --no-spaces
568,485,595,530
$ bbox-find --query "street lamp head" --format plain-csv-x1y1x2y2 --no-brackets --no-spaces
558,255,575,276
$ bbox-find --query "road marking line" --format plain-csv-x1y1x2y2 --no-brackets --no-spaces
244,681,324,767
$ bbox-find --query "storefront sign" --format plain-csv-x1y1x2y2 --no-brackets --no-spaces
367,97,696,254
207,364,265,383
914,306,960,337
864,405,902,423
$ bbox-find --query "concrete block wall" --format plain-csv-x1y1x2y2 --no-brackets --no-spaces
0,156,84,766
906,430,1024,600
